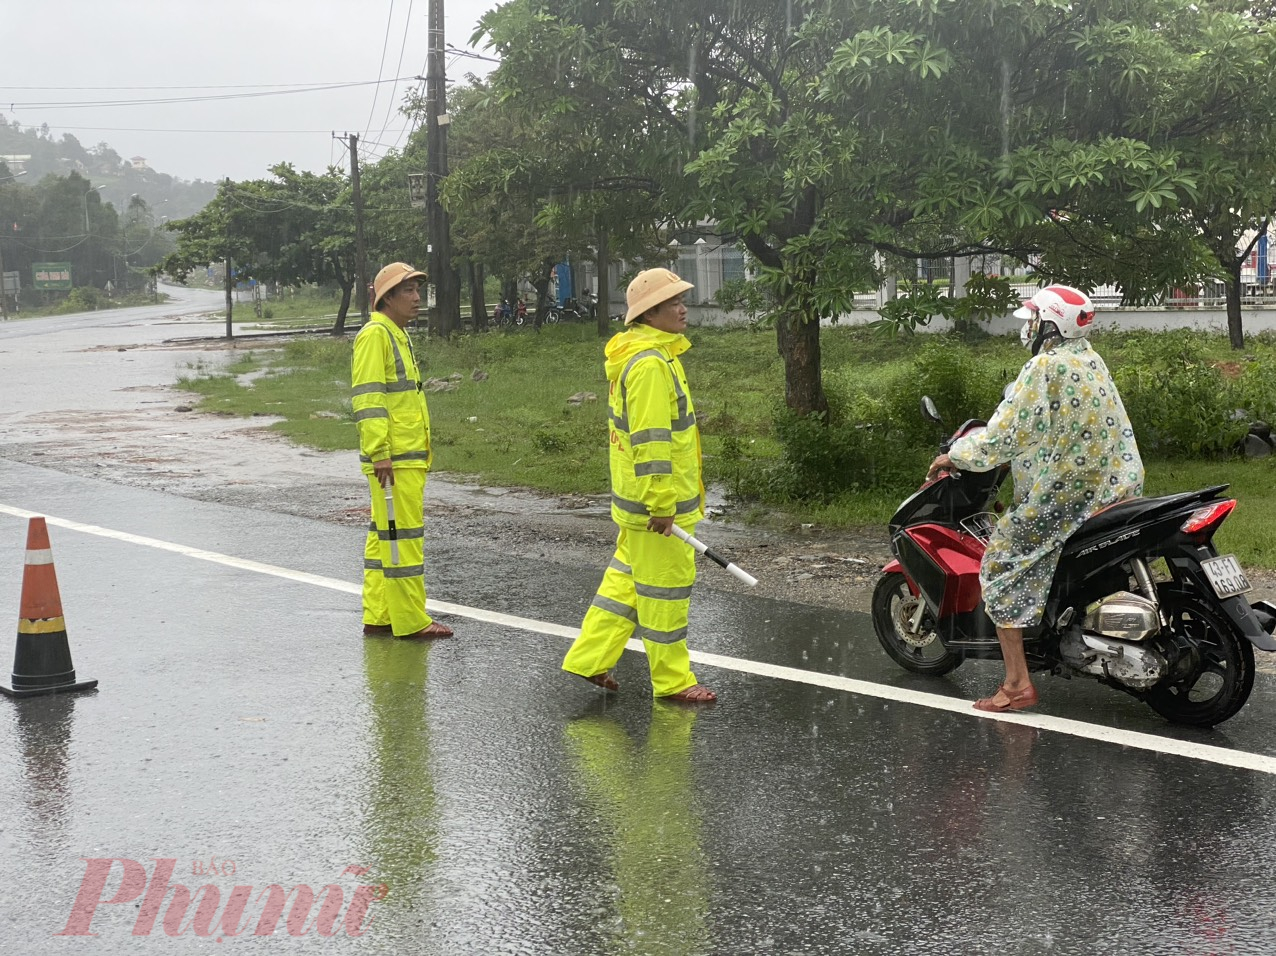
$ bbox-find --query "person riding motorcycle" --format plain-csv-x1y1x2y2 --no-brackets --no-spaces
925,285,1145,712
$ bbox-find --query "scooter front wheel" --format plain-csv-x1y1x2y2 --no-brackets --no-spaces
871,572,961,675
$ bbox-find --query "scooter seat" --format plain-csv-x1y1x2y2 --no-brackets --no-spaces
1072,485,1229,539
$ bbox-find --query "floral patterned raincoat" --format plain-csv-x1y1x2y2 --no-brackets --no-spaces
947,338,1144,627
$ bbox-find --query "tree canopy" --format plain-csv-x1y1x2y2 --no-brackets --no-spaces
162,164,360,332
476,0,1276,414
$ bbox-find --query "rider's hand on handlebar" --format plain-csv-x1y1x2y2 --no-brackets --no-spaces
926,454,957,481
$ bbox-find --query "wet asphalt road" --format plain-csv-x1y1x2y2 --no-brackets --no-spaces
1,300,1276,953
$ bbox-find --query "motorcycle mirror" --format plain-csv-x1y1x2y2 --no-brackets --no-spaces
920,396,943,427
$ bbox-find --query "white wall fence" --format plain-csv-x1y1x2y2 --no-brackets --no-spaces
574,239,1276,334
687,304,1276,335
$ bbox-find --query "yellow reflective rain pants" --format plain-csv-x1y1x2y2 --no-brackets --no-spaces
362,469,438,636
562,525,699,697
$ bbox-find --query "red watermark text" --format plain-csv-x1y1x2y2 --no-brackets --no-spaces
56,858,387,939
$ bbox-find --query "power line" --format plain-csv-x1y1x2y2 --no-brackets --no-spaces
25,125,344,134
371,0,416,151
362,0,399,139
3,81,392,91
445,45,501,64
7,77,418,110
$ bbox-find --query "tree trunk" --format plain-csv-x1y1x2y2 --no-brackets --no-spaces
530,259,554,331
596,229,611,336
741,230,828,417
1225,258,1245,350
775,311,828,417
332,280,353,335
469,261,487,331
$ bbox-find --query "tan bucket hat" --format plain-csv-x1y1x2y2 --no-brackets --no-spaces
624,268,693,325
373,262,426,310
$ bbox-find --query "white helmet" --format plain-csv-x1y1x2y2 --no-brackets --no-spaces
1015,284,1096,352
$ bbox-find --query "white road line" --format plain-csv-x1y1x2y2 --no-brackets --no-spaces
5,503,1276,776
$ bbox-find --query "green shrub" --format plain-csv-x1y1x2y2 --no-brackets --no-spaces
1238,358,1276,425
880,338,1013,443
1112,330,1247,457
60,287,103,312
768,406,908,500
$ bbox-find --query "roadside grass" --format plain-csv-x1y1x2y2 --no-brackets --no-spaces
173,322,1276,569
1142,459,1276,568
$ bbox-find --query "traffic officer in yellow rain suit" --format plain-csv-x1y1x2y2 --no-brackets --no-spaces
562,268,716,702
352,262,453,640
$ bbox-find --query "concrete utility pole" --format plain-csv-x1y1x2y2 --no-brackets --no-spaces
347,133,370,320
223,179,233,339
0,238,9,321
425,0,459,334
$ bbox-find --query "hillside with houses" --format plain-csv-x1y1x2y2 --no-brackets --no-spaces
0,116,216,219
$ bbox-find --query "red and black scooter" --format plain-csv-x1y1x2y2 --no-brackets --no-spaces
872,397,1276,726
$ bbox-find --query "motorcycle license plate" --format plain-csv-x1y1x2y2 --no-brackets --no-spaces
1202,554,1252,599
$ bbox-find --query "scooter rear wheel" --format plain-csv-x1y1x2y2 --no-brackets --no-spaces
1144,590,1255,727
872,572,961,675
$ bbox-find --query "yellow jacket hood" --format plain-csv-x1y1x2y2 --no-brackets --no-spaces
604,324,690,383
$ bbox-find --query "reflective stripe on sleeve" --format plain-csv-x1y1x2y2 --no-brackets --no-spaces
630,427,672,446
611,493,649,515
634,460,673,477
360,450,432,463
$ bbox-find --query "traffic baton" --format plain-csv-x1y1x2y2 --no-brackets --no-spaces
669,525,758,587
382,479,400,565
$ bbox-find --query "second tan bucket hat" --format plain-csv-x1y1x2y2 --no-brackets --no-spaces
624,268,693,325
373,262,426,310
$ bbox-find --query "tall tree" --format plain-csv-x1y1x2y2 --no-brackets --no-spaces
441,71,676,333
162,165,359,333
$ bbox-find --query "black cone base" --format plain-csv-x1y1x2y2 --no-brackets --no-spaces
0,677,98,698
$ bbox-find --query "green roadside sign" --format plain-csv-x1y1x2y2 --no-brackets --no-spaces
33,262,72,291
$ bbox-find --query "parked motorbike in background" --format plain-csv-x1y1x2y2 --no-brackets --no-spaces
545,296,589,324
872,397,1276,726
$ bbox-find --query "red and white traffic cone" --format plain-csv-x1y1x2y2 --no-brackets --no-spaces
0,517,97,698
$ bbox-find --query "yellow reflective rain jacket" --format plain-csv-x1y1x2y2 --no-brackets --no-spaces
604,324,705,529
351,313,432,475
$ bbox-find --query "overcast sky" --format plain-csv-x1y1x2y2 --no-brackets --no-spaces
1,0,501,182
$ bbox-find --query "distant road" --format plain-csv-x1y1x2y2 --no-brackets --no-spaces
0,284,225,343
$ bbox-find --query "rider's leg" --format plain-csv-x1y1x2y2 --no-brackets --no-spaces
995,626,1033,692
